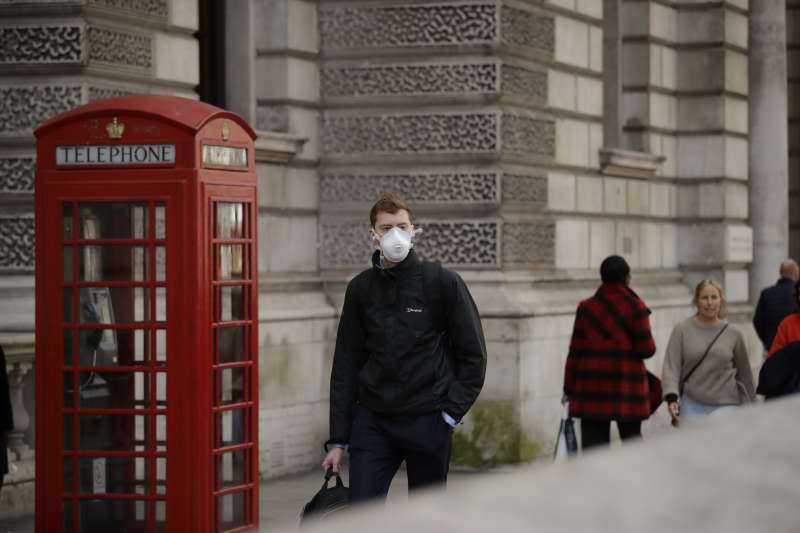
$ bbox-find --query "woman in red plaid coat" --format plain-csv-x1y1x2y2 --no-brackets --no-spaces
563,256,657,449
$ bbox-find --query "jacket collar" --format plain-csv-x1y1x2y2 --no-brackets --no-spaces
371,248,420,273
777,277,795,285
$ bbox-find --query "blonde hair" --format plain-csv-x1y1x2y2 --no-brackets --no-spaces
692,279,726,318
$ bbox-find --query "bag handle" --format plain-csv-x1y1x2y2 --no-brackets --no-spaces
679,323,728,396
323,468,344,488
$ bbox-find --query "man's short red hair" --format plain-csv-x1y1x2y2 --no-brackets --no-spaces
369,193,413,227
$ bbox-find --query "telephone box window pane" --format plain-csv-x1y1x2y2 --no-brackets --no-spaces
64,246,73,282
219,245,244,280
217,203,244,239
218,285,245,322
218,491,247,531
79,456,148,494
64,415,73,449
64,288,73,323
156,414,167,451
78,500,147,533
64,373,75,407
155,203,165,240
218,367,245,406
77,372,149,409
218,450,247,490
77,329,148,368
155,329,166,365
155,246,166,281
76,414,148,452
64,203,74,240
156,458,167,495
64,458,75,493
108,329,148,366
156,500,166,532
64,330,74,364
218,409,246,448
79,287,150,324
156,372,167,405
63,500,74,533
80,246,149,281
217,327,245,363
155,288,166,321
80,203,148,240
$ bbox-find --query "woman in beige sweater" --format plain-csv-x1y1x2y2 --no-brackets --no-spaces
661,280,756,425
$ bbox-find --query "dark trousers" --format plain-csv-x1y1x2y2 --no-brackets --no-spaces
348,406,453,503
581,419,641,450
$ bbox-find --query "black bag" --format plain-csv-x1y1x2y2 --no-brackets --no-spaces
300,468,350,523
647,371,663,415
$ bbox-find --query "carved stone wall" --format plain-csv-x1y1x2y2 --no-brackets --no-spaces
0,85,83,133
319,3,554,57
0,25,84,64
88,0,168,18
319,4,497,49
502,65,547,102
503,222,555,264
320,172,501,204
500,7,555,53
501,114,555,156
320,219,500,269
319,1,559,272
501,174,547,206
321,62,499,97
0,216,35,271
320,61,547,104
323,113,499,155
87,26,152,69
0,158,36,193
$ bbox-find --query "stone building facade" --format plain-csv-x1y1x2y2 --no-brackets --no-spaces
0,0,792,519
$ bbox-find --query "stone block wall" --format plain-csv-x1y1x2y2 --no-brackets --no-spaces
789,0,800,258
0,0,200,517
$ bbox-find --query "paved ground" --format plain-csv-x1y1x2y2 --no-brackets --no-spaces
0,467,492,532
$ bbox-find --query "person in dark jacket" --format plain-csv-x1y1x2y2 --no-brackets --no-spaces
753,259,799,353
562,256,657,450
0,345,13,489
322,193,487,503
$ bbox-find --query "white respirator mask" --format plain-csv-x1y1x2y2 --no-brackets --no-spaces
375,227,413,263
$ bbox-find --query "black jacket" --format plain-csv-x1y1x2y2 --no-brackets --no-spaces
328,250,487,445
757,341,800,399
753,278,797,351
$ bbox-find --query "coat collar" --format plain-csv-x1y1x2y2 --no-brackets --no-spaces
371,248,420,273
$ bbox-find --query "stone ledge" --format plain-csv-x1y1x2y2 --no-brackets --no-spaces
254,129,307,164
600,147,665,179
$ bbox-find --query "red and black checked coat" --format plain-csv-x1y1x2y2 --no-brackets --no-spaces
563,283,657,421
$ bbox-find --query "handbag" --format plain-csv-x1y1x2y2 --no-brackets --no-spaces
679,323,728,397
300,468,350,523
553,402,578,463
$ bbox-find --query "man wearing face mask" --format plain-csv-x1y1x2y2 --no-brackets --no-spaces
322,193,487,502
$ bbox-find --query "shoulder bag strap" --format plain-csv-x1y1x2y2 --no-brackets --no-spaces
680,323,729,396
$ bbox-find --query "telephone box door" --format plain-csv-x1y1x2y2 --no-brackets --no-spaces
40,182,182,533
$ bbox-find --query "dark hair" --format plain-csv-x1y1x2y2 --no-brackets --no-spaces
600,255,630,284
369,193,413,227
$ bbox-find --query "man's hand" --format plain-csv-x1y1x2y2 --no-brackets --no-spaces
322,447,345,472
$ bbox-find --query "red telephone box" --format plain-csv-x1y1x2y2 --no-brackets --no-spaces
34,96,259,533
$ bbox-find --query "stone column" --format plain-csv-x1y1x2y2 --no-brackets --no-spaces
749,0,789,302
6,362,33,461
225,0,256,123
603,0,623,149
